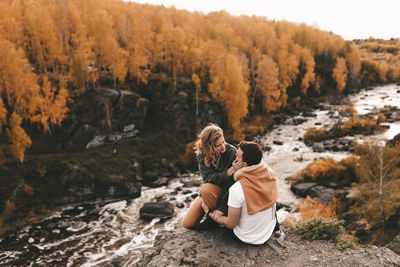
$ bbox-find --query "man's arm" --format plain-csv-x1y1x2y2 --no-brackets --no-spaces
209,206,241,229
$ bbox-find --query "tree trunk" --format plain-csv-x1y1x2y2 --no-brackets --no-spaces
378,147,386,227
196,83,198,117
173,66,177,92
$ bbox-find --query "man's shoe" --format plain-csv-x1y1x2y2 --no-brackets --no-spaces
273,230,286,241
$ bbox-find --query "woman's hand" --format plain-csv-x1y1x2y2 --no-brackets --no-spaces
227,159,245,176
232,159,245,170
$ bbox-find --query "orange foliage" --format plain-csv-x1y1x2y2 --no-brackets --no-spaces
0,98,6,132
357,38,400,83
2,0,387,161
208,54,249,136
32,76,70,133
376,113,386,123
340,105,358,117
0,37,41,122
332,57,348,92
342,116,377,133
256,56,280,112
346,43,361,81
24,184,35,196
6,112,32,162
300,158,340,181
4,200,16,214
297,195,337,219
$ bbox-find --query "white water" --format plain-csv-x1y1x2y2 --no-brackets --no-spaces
0,84,399,266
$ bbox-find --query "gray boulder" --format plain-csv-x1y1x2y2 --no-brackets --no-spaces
68,124,98,148
312,144,324,153
291,183,317,198
388,133,400,147
387,235,400,255
140,201,175,220
308,186,335,204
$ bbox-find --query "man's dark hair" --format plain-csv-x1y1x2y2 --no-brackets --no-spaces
238,141,263,166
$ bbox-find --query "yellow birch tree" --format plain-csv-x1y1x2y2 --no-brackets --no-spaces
6,112,32,163
256,56,281,113
332,57,348,92
209,54,249,137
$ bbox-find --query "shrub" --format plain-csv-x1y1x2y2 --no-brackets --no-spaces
304,127,333,142
376,113,386,123
180,141,197,170
300,157,344,183
350,141,400,226
4,200,16,214
341,116,377,134
336,233,359,250
289,216,344,241
23,185,34,196
338,155,359,184
340,105,358,117
297,195,337,219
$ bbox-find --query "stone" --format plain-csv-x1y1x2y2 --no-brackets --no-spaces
176,202,185,209
308,186,335,204
139,201,174,220
290,118,307,125
182,181,202,188
302,111,317,117
387,235,400,255
86,135,106,149
68,124,97,148
388,133,400,147
312,144,324,153
150,177,169,187
291,183,318,198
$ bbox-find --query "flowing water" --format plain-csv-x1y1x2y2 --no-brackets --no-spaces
0,84,399,266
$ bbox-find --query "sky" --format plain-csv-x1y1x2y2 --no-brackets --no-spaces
129,0,400,40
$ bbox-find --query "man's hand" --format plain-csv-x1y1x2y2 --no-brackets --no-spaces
209,207,241,229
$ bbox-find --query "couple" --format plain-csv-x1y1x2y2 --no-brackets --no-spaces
182,124,283,245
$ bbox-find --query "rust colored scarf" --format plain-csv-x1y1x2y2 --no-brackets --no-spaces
233,162,278,215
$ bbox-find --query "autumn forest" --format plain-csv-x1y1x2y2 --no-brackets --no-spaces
1,0,400,163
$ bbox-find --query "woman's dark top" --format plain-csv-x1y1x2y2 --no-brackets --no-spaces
197,143,237,214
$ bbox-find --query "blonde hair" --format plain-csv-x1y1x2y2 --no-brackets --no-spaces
194,123,224,167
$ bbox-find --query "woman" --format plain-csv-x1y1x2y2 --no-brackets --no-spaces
182,123,243,229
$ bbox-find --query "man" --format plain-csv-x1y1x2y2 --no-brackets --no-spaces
208,141,283,244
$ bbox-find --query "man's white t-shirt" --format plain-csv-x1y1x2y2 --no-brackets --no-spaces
228,181,276,244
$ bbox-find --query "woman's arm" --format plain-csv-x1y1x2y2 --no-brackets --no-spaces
198,150,242,185
209,206,241,229
198,159,231,185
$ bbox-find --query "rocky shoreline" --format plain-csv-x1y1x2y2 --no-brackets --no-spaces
137,226,400,266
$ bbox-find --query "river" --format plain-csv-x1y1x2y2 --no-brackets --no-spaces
0,84,399,266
